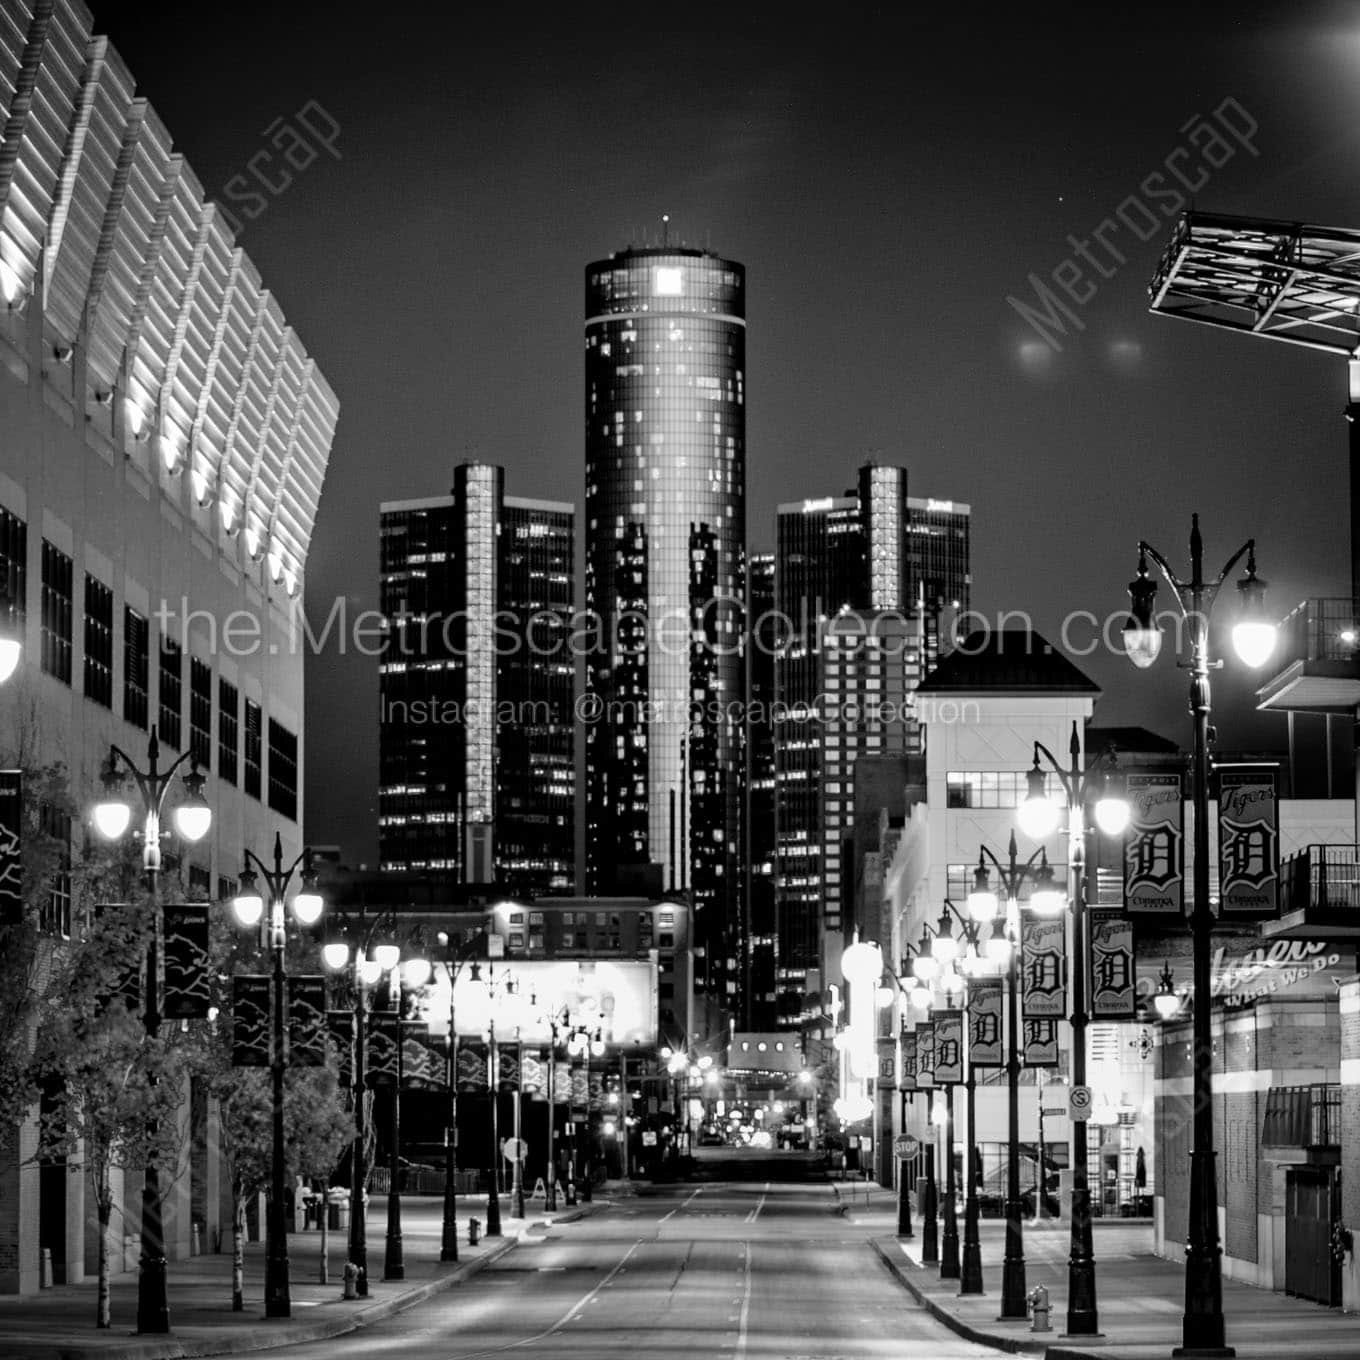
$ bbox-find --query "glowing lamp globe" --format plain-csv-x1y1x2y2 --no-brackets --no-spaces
292,888,324,925
1231,620,1277,669
92,796,132,841
232,890,264,928
1094,793,1131,837
322,941,350,971
840,939,883,986
0,634,19,684
1017,792,1060,840
373,943,401,972
401,956,432,988
1029,885,1067,917
1123,620,1162,669
967,886,998,923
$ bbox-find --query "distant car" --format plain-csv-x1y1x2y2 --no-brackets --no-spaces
749,1130,773,1149
699,1130,725,1146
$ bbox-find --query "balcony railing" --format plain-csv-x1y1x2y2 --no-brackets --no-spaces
1261,1083,1340,1149
1275,598,1358,667
1280,844,1360,913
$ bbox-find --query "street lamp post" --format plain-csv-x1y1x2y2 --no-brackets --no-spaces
1122,513,1276,1358
386,952,431,1280
231,835,325,1319
321,919,422,1294
462,963,524,1237
433,930,486,1262
1019,723,1131,1337
92,731,211,1335
968,832,1049,1322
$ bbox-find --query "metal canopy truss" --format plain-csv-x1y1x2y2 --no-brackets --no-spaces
1149,211,1360,356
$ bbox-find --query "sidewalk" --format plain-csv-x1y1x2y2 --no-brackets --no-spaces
844,1188,1360,1360
0,1192,605,1360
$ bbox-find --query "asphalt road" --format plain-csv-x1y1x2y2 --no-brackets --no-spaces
263,1181,998,1360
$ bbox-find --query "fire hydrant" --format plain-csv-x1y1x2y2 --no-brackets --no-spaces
1028,1285,1051,1332
342,1262,358,1300
468,1218,482,1246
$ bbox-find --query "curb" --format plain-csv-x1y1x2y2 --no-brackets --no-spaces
867,1237,1047,1355
30,1236,521,1360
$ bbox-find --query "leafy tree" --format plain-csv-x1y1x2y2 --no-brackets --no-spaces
198,910,350,1310
32,892,188,1328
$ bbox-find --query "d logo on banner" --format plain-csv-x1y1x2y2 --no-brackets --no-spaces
1124,772,1184,915
968,978,1004,1067
1217,767,1279,919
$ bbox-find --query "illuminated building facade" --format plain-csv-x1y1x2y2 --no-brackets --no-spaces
583,246,746,1014
379,464,575,892
746,553,777,1027
0,0,337,1292
771,464,969,1017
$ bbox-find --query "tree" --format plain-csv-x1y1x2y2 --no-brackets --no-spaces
32,894,188,1328
198,913,350,1310
0,761,85,1133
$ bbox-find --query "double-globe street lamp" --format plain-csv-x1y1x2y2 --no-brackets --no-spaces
429,928,487,1262
321,919,427,1291
911,902,1005,1297
967,832,1058,1322
1017,724,1130,1337
92,731,211,1334
1121,513,1276,1358
229,835,324,1319
460,962,527,1235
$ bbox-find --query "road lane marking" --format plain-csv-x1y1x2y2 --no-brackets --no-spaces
449,1237,644,1359
659,1185,703,1223
735,1239,752,1360
744,1181,770,1223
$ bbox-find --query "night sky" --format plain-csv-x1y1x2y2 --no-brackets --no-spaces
94,1,1360,864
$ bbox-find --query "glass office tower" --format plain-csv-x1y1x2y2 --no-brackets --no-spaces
584,246,746,1008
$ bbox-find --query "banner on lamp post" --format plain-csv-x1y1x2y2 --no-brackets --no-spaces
162,904,210,1019
328,1010,354,1088
1023,1018,1060,1067
898,1029,917,1091
1021,915,1066,1018
497,1043,520,1091
288,975,327,1066
1124,772,1184,915
1217,767,1280,919
916,1023,935,1090
933,1010,964,1084
1089,910,1138,1019
0,770,20,927
456,1037,489,1092
366,1012,400,1086
521,1047,545,1096
401,1022,446,1089
231,975,269,1067
967,978,1004,1067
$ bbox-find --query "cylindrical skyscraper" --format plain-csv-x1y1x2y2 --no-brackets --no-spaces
584,245,746,1006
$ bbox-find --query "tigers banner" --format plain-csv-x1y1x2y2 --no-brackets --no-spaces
554,1059,572,1105
1217,768,1280,919
232,975,270,1067
570,1062,589,1114
328,1010,354,1088
288,975,327,1067
967,978,1004,1067
456,1037,489,1092
162,904,210,1019
933,1010,964,1084
1124,772,1184,915
898,1029,917,1091
366,1013,400,1087
401,1022,446,1090
916,1023,935,1090
1089,910,1137,1019
1021,915,1066,1018
0,771,20,927
1023,1018,1060,1067
589,1069,604,1112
